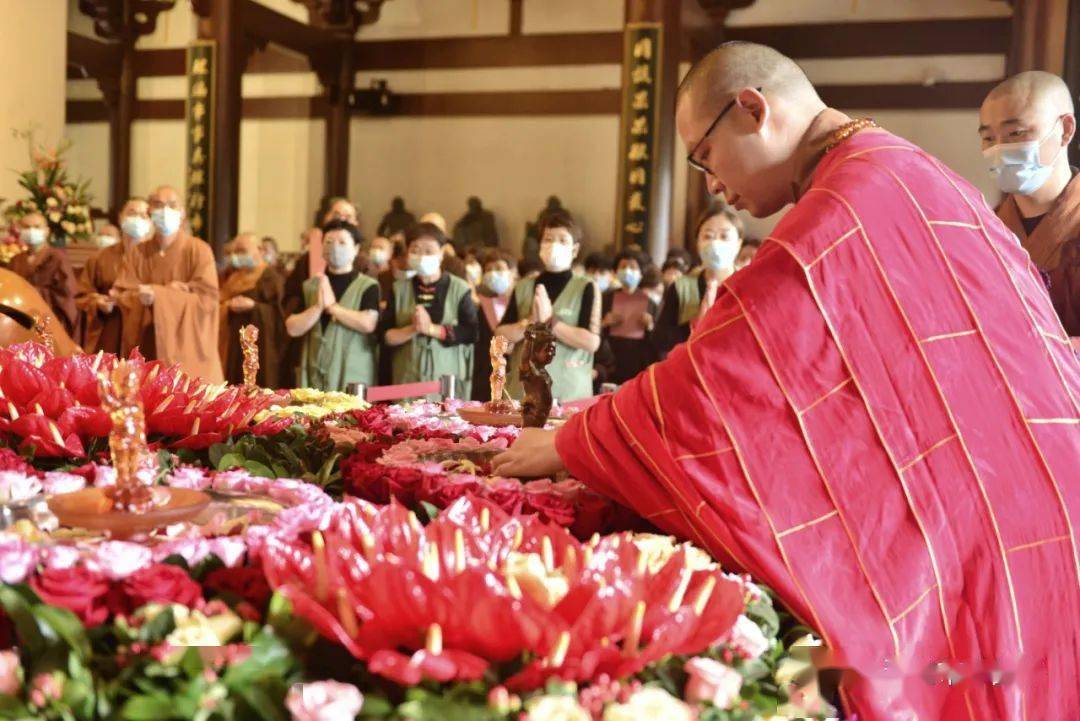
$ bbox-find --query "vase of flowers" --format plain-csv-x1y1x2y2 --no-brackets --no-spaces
2,129,95,247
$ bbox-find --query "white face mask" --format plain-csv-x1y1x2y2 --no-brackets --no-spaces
700,238,740,271
121,216,151,241
983,118,1064,196
151,207,183,237
540,242,574,273
325,244,357,270
393,267,417,281
408,253,441,278
369,248,390,266
465,263,482,284
20,227,47,248
484,270,512,295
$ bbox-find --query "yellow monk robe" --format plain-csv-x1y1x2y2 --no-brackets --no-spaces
75,242,127,354
218,263,286,387
113,233,223,383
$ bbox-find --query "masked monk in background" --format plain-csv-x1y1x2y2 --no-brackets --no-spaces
76,199,153,354
113,185,223,383
981,71,1080,350
10,213,79,337
218,232,285,387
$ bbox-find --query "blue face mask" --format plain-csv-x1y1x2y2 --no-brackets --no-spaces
983,118,1064,195
593,273,611,293
484,270,511,295
617,267,642,291
229,254,256,270
151,207,183,237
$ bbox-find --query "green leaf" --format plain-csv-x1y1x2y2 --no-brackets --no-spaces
208,443,227,468
217,453,246,471
358,695,394,718
138,607,177,644
242,460,275,478
234,684,286,721
33,605,91,661
0,586,45,659
120,695,177,721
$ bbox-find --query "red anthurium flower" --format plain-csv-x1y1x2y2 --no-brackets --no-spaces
260,496,744,692
9,414,84,457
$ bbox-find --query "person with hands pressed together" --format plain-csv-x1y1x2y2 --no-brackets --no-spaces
286,220,379,392
496,209,600,401
380,222,477,399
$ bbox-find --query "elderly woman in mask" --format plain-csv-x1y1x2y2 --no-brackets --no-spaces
10,212,79,336
652,205,744,360
286,219,380,392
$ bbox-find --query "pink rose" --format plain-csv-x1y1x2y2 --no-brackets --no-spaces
286,681,364,721
168,467,210,491
93,465,117,487
29,672,63,707
0,472,41,503
40,544,81,571
207,537,247,568
0,649,20,696
725,614,770,660
153,538,210,567
41,471,85,496
93,541,152,580
0,537,37,584
684,657,743,709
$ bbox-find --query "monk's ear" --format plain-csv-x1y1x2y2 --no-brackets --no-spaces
1061,114,1076,147
736,87,768,133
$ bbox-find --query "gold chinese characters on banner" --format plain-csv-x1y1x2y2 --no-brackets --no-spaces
185,41,215,240
616,23,662,249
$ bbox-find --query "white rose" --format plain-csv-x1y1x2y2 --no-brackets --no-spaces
61,221,75,234
47,211,61,223
45,197,58,208
604,688,694,721
286,681,364,721
684,657,744,709
729,614,770,659
527,695,591,721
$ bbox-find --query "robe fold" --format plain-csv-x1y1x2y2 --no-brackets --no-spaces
75,242,127,354
997,172,1080,339
218,264,286,388
10,247,79,337
114,233,224,384
556,128,1080,721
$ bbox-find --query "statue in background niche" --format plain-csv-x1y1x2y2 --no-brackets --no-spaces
377,196,416,238
519,322,555,429
452,196,500,253
523,196,569,263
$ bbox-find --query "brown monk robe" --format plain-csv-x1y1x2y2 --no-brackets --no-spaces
218,233,286,387
76,200,155,354
0,269,80,355
10,213,79,337
981,71,1080,346
997,172,1080,340
112,185,223,383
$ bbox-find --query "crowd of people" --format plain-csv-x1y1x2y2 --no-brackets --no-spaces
5,69,1078,403
6,186,762,402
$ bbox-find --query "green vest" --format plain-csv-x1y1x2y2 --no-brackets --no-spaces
299,274,378,392
391,275,474,400
674,275,702,327
507,276,594,402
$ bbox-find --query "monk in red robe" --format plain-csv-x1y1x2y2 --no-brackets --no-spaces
979,71,1080,349
113,185,223,383
494,43,1080,721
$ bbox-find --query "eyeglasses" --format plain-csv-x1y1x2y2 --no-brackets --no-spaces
686,87,761,175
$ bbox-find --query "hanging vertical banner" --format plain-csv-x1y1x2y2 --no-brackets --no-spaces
184,40,215,241
615,22,662,250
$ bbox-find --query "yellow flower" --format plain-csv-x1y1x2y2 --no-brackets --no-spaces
505,552,569,609
526,695,591,721
603,688,694,721
631,533,715,574
164,607,243,648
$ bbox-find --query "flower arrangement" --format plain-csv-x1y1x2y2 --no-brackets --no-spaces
253,388,368,423
2,131,95,247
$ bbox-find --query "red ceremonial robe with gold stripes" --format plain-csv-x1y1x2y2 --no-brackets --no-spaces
556,130,1080,721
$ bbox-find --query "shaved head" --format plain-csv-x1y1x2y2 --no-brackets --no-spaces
979,71,1076,201
984,71,1074,117
677,41,819,111
675,42,826,218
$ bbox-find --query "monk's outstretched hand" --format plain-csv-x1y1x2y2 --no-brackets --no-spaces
491,428,565,479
